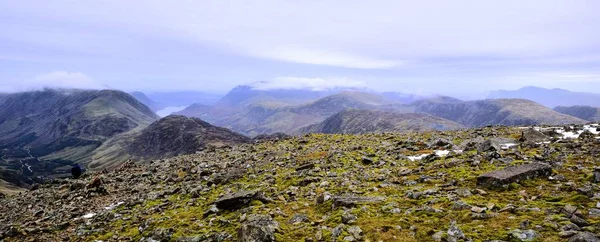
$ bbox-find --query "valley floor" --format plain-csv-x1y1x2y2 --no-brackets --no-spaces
2,124,600,241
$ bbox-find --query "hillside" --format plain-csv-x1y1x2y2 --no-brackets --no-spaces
130,91,162,112
0,89,159,189
488,86,600,108
2,123,600,241
301,109,464,134
405,98,586,127
125,115,251,159
554,105,600,122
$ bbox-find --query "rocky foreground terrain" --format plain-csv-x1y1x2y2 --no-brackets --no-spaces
2,124,600,241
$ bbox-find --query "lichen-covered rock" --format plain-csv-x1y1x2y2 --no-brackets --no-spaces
238,215,279,242
331,195,385,208
519,128,549,142
509,229,538,241
477,163,552,188
569,232,600,242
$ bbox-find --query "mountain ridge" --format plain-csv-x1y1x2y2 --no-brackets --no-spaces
301,109,464,134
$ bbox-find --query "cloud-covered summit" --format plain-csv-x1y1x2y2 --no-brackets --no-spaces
249,77,366,91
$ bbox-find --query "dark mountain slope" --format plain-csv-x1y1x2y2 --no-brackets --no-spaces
125,115,251,159
0,89,159,188
554,105,600,122
301,109,464,134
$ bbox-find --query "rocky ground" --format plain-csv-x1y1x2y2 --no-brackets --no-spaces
2,124,600,241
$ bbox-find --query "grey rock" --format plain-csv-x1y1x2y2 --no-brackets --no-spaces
332,224,345,241
519,128,549,142
447,221,464,242
509,229,538,241
347,226,362,239
452,200,472,210
593,167,600,183
477,162,552,188
331,195,384,209
341,213,357,224
577,187,594,197
214,190,270,210
288,214,309,224
237,215,279,242
588,208,600,218
571,215,590,227
455,188,472,197
562,223,582,232
432,231,444,242
569,232,600,242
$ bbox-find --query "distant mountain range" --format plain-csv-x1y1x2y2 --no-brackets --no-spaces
3,86,600,192
488,86,600,108
300,109,463,134
130,91,162,112
393,97,586,127
176,91,392,136
554,105,600,122
129,91,224,114
176,86,587,136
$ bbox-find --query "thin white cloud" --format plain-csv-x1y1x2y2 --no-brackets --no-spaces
4,0,598,69
0,71,104,92
251,77,366,91
252,47,399,69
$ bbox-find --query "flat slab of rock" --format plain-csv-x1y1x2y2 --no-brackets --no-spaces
477,162,552,188
214,190,270,210
331,195,384,208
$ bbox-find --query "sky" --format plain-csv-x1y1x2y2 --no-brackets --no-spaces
1,0,599,96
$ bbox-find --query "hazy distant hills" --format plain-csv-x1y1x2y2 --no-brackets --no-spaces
301,109,464,134
554,105,600,122
177,88,589,136
177,91,392,136
399,97,586,127
488,86,600,108
146,91,222,107
215,85,336,107
130,91,162,112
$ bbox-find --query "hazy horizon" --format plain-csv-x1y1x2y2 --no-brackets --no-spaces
1,1,599,96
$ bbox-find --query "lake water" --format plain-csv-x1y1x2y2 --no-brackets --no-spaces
156,106,188,117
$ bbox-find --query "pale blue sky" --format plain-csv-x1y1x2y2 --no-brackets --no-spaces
1,0,599,96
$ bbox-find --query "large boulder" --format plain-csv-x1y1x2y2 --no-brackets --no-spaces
477,163,552,188
519,128,549,142
569,232,600,242
238,214,279,242
214,190,270,210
